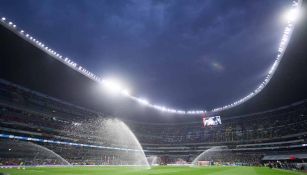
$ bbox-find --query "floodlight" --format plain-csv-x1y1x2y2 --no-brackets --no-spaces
138,98,149,105
284,8,300,22
102,78,127,94
121,89,130,96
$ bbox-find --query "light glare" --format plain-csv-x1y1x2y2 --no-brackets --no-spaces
284,8,300,22
1,0,300,115
121,89,130,96
102,79,126,94
138,98,149,105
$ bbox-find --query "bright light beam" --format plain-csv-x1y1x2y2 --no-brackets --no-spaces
138,98,149,105
284,8,300,22
0,0,301,115
121,89,130,96
102,78,129,95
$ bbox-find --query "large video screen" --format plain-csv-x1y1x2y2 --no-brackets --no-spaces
203,116,222,127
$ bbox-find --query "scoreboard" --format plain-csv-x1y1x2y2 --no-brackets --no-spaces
202,116,222,127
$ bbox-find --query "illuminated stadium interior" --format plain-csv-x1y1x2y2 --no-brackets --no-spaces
0,0,301,114
0,0,307,175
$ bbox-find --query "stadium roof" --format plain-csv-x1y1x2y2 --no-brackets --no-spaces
0,0,307,122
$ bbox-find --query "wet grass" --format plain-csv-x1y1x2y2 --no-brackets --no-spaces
0,166,305,175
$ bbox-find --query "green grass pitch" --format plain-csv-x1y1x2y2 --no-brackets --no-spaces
0,166,305,175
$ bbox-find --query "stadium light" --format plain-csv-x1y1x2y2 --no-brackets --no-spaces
138,98,149,105
121,89,130,96
0,0,301,115
102,78,128,95
284,8,300,22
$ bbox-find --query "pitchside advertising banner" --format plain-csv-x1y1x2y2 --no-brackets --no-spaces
202,116,222,127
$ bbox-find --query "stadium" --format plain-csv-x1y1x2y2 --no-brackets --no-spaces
0,0,307,175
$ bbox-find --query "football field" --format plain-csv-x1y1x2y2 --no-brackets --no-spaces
0,166,305,175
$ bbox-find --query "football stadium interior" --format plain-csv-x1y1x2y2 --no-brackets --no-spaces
0,0,307,175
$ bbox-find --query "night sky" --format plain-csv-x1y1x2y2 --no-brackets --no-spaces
0,0,293,110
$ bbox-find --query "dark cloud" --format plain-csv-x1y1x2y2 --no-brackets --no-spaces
0,0,292,109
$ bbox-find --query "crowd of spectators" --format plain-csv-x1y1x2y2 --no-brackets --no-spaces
266,160,307,171
157,151,263,166
1,79,307,145
0,79,307,167
0,141,148,166
129,102,307,144
0,78,307,144
0,158,64,166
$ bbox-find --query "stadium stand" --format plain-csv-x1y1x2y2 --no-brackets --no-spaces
0,78,306,168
